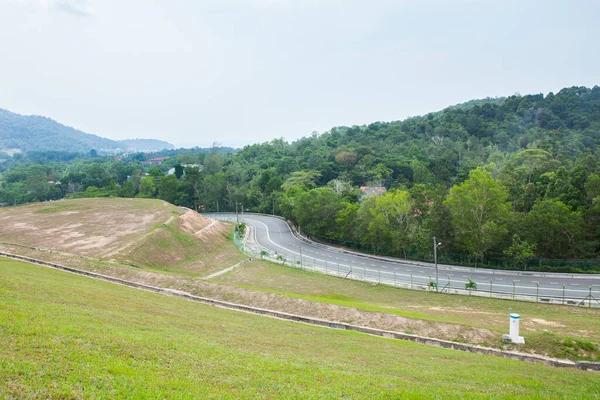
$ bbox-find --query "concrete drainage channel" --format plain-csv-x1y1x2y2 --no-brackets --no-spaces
1,251,599,372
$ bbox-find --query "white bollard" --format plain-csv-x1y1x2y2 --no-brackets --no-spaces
509,313,525,344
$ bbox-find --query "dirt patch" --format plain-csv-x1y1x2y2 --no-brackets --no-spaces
412,306,498,316
531,318,565,327
0,198,176,258
179,211,211,235
194,220,221,239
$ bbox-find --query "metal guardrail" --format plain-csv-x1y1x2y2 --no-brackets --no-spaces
229,221,600,308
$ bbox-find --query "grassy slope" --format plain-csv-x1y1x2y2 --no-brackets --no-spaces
121,218,246,277
1,258,599,399
1,199,598,361
213,260,600,361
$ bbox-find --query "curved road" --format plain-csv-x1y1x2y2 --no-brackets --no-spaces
209,213,600,302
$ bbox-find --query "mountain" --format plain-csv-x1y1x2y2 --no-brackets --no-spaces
0,108,173,154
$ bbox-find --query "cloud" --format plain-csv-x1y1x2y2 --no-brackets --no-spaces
52,0,94,17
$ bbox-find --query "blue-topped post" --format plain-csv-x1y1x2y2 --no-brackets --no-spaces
509,313,525,344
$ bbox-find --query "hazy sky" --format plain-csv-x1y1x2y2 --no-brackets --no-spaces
1,0,599,148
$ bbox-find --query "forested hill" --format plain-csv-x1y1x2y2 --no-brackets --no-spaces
0,108,173,153
2,85,600,270
235,86,599,189
222,85,600,267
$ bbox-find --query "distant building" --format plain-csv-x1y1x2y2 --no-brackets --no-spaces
141,157,169,165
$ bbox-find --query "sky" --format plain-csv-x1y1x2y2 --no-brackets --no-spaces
1,0,599,148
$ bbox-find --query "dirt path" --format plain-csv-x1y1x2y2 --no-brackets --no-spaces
104,214,178,258
193,219,219,238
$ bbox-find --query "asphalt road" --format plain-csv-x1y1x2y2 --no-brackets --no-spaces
208,213,600,302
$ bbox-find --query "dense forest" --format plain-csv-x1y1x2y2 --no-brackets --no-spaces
1,86,600,272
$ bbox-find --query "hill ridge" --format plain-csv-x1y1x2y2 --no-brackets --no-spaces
0,108,173,154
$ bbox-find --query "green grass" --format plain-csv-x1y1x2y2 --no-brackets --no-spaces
124,221,246,277
1,257,599,399
34,203,91,214
213,260,600,360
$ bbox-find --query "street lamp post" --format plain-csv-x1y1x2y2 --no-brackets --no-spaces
433,237,441,292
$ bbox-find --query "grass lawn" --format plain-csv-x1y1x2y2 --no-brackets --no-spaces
2,257,599,399
213,260,600,360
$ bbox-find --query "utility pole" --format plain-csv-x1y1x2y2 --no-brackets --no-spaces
235,202,239,224
433,236,441,293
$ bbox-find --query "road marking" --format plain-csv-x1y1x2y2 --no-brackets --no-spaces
239,216,598,300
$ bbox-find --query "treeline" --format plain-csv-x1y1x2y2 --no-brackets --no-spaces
1,86,600,271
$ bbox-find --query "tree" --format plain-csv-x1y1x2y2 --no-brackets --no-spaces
282,170,321,191
504,234,536,270
174,164,184,179
336,202,360,243
183,166,203,211
515,148,554,183
157,175,180,204
81,164,110,190
120,180,136,198
294,188,343,238
445,167,511,263
465,279,477,291
137,177,156,198
521,199,583,258
356,190,416,258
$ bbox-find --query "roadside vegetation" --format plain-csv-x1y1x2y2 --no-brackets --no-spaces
2,258,599,399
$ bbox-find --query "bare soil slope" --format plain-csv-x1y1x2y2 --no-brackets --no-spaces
0,198,244,276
